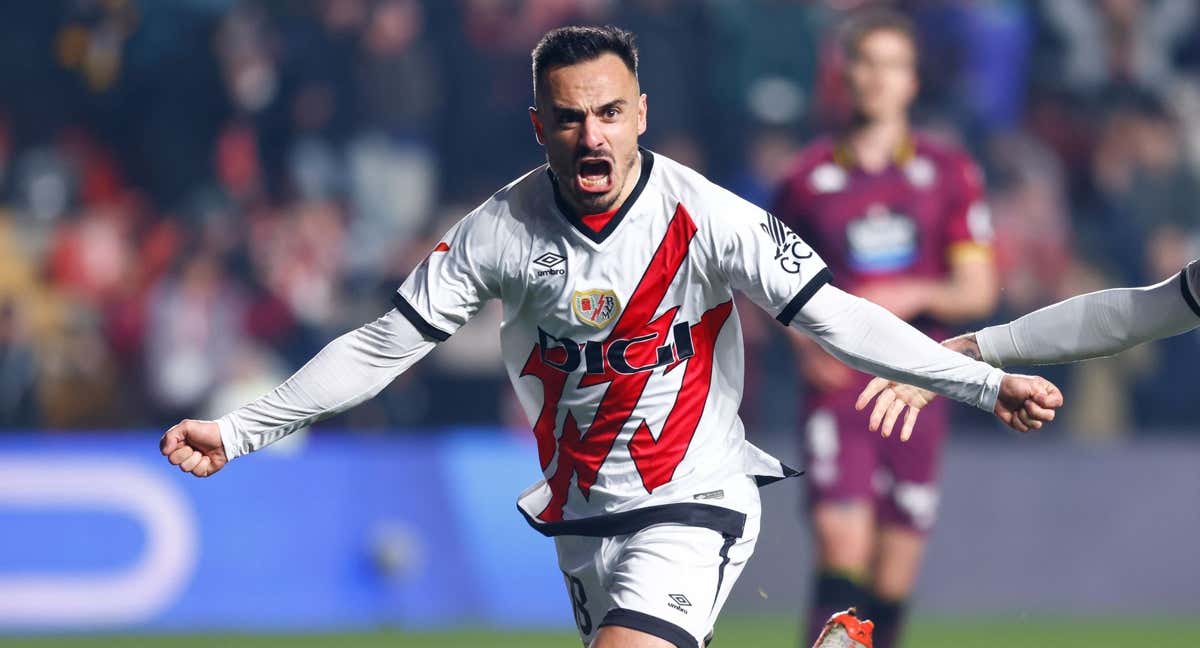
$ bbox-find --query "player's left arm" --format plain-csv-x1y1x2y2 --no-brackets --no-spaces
709,190,1060,435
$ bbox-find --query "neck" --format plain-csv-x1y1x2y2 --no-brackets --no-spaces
847,117,908,173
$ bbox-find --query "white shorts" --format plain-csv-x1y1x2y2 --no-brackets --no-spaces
553,477,762,648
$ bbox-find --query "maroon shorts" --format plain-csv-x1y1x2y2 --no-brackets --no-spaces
802,374,949,533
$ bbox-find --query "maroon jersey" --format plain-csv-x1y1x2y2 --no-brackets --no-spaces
776,135,993,534
772,134,992,337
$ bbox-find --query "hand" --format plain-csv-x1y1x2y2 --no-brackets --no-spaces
994,374,1063,433
855,280,935,321
855,377,935,442
854,334,992,440
159,419,228,478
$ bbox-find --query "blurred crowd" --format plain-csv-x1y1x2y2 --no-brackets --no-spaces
1,0,1198,436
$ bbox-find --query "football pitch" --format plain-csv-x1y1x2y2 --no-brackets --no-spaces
6,616,1200,648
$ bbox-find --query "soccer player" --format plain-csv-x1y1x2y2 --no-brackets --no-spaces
858,260,1200,440
159,26,1061,648
771,10,998,648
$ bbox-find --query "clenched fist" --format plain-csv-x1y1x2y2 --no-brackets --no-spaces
159,419,228,478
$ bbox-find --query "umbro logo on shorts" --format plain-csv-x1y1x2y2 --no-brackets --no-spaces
668,594,692,614
533,252,566,277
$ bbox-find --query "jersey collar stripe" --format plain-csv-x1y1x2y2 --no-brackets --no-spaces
392,293,451,341
548,148,656,244
1181,269,1200,318
517,501,746,538
775,267,834,326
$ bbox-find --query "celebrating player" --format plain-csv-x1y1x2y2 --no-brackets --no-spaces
159,26,1060,648
771,10,997,648
858,260,1199,440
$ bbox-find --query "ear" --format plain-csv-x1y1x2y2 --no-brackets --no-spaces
529,107,545,146
637,94,647,136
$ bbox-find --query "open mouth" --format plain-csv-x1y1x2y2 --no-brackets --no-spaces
575,158,614,194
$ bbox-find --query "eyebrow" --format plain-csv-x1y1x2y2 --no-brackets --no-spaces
551,99,629,115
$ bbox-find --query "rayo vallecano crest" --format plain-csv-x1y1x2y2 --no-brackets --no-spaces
572,289,621,328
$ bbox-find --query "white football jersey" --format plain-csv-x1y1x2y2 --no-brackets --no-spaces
395,150,830,535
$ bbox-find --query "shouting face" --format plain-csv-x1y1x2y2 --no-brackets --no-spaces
530,53,647,215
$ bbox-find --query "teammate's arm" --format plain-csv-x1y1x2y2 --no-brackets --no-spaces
857,261,1200,439
975,265,1200,365
160,309,437,477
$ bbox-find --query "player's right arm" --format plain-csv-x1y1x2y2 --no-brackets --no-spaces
160,208,506,477
160,310,438,477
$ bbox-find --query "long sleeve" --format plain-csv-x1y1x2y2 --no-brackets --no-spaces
791,285,1004,411
976,265,1200,367
216,309,438,460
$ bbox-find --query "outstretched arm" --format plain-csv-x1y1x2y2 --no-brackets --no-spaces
162,205,506,477
976,266,1200,366
792,284,1061,432
217,309,437,458
160,309,437,476
856,264,1200,439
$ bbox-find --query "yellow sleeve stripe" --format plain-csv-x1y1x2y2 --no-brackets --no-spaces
947,241,993,264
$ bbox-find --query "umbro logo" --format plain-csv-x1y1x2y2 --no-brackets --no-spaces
667,594,691,614
533,252,566,277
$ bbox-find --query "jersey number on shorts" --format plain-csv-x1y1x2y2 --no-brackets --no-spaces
564,573,592,636
521,206,733,522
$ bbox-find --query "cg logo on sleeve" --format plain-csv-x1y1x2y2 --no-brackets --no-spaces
760,213,814,274
572,289,621,328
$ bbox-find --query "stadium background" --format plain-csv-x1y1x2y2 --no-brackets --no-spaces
1,1,1198,646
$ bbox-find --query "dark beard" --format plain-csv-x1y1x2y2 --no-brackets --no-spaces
554,149,639,214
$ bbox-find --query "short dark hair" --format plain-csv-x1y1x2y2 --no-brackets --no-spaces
531,25,639,100
840,7,918,61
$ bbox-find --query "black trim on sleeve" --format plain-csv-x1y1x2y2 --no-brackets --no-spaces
392,293,451,342
775,267,834,326
600,608,696,648
1181,269,1200,319
548,148,655,244
519,501,746,539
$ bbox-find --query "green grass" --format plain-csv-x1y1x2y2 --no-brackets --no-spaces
3,616,1198,647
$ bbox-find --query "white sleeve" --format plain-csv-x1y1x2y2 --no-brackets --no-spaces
792,285,1005,411
976,262,1200,367
708,193,832,322
216,309,437,460
393,207,504,341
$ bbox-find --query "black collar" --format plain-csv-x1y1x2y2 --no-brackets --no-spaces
547,148,655,244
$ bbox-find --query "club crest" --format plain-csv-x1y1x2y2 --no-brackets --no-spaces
572,289,621,328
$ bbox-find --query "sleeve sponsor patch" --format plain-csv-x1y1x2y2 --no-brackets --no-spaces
760,212,816,275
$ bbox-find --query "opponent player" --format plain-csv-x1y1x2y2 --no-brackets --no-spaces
159,26,1060,648
859,260,1200,440
772,10,997,647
